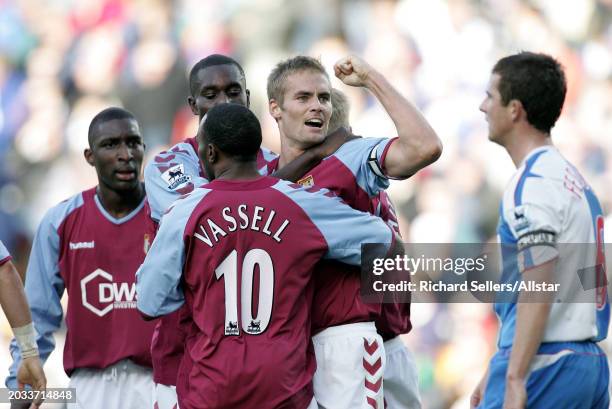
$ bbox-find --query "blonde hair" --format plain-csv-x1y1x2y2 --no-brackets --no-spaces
267,56,329,105
329,88,350,132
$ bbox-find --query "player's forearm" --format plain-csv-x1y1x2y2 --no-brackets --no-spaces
507,301,551,381
363,70,441,178
273,150,318,182
506,259,555,381
0,262,32,328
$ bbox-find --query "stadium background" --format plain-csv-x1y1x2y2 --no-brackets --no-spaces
0,0,610,407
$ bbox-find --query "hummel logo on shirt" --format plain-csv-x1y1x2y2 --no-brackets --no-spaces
69,241,95,250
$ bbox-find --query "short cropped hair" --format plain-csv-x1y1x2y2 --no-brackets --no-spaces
267,56,329,105
329,88,350,132
189,54,246,97
202,103,261,161
88,107,136,147
493,52,566,134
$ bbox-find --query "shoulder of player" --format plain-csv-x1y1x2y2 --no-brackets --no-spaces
42,191,87,229
144,142,203,196
258,146,278,162
164,186,212,218
506,148,564,199
145,141,199,173
269,180,340,213
255,147,279,176
529,148,569,180
327,136,389,161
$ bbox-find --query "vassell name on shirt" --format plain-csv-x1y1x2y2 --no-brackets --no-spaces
194,204,290,247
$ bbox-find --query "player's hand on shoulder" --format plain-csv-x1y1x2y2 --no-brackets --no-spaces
334,55,373,87
313,126,360,159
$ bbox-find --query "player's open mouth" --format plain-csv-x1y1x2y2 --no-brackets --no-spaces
304,119,323,128
115,170,137,181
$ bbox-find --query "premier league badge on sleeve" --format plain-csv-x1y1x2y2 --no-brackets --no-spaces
161,164,192,190
512,205,530,233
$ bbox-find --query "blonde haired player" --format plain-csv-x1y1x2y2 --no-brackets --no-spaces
266,55,440,408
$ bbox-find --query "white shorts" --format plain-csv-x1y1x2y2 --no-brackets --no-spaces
312,322,386,409
154,383,179,409
67,359,154,409
383,336,421,409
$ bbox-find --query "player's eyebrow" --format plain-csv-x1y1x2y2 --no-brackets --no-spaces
294,90,313,98
96,135,120,145
97,132,141,144
201,81,242,92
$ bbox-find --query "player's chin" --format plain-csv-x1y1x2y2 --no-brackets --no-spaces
111,178,141,191
302,129,327,145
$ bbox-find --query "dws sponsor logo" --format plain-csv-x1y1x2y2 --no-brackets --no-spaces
80,269,137,317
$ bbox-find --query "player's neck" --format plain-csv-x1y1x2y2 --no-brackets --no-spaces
214,161,261,181
278,139,306,169
504,127,552,168
96,183,145,218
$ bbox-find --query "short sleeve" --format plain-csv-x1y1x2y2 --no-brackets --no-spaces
332,137,396,196
504,177,563,272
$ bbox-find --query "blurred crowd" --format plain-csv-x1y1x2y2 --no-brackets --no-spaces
0,0,610,407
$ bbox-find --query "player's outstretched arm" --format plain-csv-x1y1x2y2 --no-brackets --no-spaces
136,204,186,319
0,259,47,405
503,258,556,409
6,207,65,390
334,55,442,179
136,190,209,319
0,260,33,330
318,193,399,265
276,182,396,265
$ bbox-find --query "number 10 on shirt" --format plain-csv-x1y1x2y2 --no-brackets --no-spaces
215,249,274,335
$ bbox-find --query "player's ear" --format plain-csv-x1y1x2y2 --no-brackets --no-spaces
509,99,523,122
246,89,251,108
206,143,218,164
84,148,95,167
188,96,198,116
269,99,281,121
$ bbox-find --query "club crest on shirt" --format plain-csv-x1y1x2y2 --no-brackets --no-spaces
161,163,192,190
297,175,314,188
